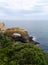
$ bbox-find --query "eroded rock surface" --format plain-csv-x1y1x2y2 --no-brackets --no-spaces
0,23,39,44
0,22,6,32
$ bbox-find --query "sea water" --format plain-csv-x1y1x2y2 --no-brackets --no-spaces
3,20,48,51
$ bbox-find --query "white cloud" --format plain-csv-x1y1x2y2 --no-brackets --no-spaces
43,6,48,14
0,0,48,20
0,0,40,10
0,13,5,16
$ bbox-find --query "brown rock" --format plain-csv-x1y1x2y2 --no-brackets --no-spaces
0,22,40,44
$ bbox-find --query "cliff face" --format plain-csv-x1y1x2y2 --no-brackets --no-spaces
0,23,28,36
5,27,29,42
0,23,6,32
5,27,28,35
0,23,29,42
0,23,39,44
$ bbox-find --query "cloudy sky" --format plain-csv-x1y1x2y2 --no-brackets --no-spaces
0,0,48,20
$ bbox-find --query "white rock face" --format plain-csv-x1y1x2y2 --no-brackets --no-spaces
0,22,6,32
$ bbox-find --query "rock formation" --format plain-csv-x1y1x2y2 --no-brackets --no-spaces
5,27,29,42
0,22,6,32
0,23,39,44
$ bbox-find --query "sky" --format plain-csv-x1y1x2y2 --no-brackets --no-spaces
0,0,48,20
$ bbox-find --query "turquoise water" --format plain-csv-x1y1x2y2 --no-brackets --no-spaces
3,20,48,51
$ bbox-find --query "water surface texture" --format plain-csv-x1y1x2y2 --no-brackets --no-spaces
3,20,48,51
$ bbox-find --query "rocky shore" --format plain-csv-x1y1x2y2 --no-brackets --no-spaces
0,22,40,45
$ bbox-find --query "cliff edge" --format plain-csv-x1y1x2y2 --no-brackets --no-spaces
0,22,39,44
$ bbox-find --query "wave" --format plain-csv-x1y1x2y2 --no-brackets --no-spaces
32,36,36,41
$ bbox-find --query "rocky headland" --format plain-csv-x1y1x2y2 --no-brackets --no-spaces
0,22,40,45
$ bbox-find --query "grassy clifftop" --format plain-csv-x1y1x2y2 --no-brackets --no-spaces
0,33,47,65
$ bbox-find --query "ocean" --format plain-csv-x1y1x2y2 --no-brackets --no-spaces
3,20,48,51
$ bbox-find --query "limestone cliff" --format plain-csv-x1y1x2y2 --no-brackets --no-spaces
0,23,39,44
0,22,6,32
0,23,29,42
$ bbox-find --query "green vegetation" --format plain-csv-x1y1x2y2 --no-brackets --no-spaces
0,33,47,65
45,52,48,64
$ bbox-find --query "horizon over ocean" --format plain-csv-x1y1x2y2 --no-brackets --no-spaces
1,20,48,51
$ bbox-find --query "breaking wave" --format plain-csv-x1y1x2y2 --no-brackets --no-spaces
32,36,36,41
